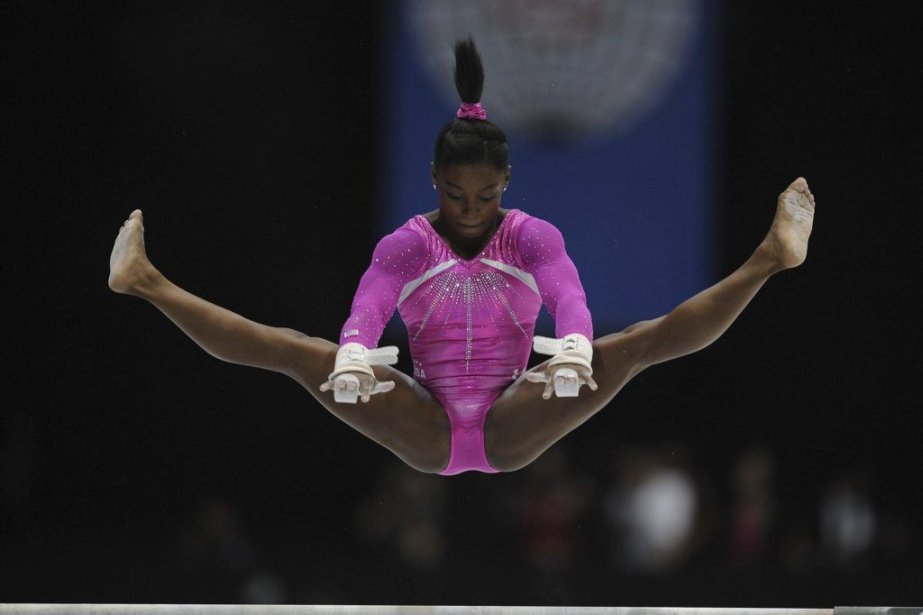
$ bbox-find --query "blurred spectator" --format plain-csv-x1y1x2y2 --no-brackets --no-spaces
510,445,595,574
173,497,286,603
353,463,448,570
778,520,817,576
604,445,701,573
727,445,777,567
175,498,255,574
819,466,877,569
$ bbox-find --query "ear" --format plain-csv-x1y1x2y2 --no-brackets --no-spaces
430,161,437,185
505,164,512,188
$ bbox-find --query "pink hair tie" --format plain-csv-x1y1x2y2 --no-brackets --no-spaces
457,102,487,121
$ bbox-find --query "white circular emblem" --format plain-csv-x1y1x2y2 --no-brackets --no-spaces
407,0,699,142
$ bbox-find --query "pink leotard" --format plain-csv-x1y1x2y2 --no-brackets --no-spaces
340,209,593,475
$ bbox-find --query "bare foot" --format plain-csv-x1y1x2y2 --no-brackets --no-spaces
762,177,816,271
108,209,158,295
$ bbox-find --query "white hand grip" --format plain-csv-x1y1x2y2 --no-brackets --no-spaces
332,373,360,404
553,367,580,398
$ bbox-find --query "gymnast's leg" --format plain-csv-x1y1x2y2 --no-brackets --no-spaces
108,210,449,473
485,178,816,472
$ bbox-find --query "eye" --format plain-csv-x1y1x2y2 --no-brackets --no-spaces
447,192,462,200
479,193,497,202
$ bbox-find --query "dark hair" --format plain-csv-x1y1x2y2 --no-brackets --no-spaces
432,36,510,172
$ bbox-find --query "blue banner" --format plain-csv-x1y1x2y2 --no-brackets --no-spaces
379,0,717,335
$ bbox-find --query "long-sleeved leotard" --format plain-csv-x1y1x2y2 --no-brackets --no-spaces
339,209,593,475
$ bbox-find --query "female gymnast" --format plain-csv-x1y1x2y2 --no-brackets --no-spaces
108,38,816,476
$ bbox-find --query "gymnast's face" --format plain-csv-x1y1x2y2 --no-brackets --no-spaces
431,163,510,241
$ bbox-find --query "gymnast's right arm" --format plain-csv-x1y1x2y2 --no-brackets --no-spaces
320,228,427,403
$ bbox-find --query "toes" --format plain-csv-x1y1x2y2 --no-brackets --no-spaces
122,210,143,228
799,188,816,208
783,177,810,199
780,177,816,208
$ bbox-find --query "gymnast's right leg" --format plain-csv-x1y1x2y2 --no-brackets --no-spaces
108,210,449,473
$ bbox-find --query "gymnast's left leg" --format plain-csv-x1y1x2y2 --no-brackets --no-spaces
485,177,816,472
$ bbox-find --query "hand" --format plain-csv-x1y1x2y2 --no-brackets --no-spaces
525,362,598,400
529,333,596,399
320,371,395,403
320,343,399,404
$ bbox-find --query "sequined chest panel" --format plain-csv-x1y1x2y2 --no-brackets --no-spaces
397,211,542,383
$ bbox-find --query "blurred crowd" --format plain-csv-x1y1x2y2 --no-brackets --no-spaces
161,442,917,604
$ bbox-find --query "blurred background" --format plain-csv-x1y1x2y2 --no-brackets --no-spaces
3,0,923,607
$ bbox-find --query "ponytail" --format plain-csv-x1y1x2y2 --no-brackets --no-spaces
432,36,509,171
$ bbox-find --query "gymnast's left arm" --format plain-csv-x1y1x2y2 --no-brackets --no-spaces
518,217,598,399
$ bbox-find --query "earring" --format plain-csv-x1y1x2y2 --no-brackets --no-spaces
432,184,438,190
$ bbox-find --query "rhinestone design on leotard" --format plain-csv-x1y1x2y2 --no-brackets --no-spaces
408,264,532,373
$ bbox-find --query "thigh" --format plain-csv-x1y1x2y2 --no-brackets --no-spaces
484,319,660,472
281,334,451,474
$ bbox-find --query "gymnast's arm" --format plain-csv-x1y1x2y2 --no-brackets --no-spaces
518,217,594,341
339,227,427,348
518,217,597,396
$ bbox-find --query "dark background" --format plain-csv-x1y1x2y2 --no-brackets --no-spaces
3,0,923,607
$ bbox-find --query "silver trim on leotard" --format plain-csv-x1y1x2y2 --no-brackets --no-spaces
479,258,540,296
398,259,458,306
